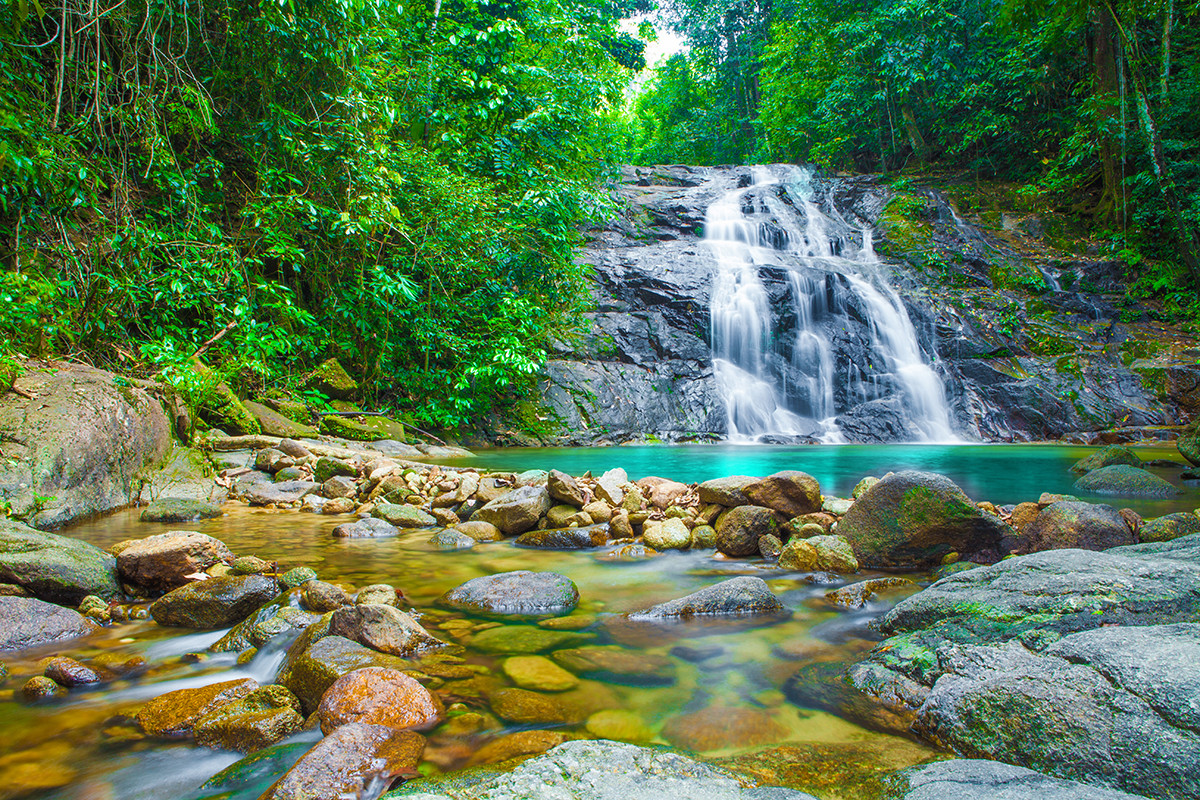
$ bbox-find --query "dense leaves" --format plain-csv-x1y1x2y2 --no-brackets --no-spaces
0,0,640,427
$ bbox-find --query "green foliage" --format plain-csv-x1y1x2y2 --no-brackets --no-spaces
0,0,641,429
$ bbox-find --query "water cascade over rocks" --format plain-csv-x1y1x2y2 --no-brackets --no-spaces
705,165,956,443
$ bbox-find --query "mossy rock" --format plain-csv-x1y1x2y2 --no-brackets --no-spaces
0,360,16,395
243,400,318,438
193,362,261,436
1070,445,1141,474
1179,419,1200,467
304,358,358,400
1139,512,1200,543
262,397,311,424
319,414,408,442
1073,465,1181,498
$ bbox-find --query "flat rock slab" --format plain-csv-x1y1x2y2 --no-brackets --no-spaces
390,739,819,799
0,596,98,651
440,571,579,617
629,576,786,619
882,760,1151,800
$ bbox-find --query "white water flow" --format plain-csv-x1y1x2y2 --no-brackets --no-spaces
707,165,957,443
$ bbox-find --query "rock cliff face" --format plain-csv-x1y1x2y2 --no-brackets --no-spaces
531,165,1200,445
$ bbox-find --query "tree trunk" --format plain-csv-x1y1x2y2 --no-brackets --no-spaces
1091,5,1122,222
900,102,929,164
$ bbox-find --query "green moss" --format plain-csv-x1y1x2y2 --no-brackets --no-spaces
305,357,358,400
1132,366,1169,399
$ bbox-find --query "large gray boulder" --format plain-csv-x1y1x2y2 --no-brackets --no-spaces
0,520,120,603
440,570,579,617
836,471,1010,568
475,485,552,535
0,362,173,528
0,596,98,650
882,759,1151,800
390,739,819,799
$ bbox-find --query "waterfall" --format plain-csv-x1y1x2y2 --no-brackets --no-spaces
706,165,957,443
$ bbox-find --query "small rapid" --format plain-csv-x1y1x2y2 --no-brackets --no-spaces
706,165,957,443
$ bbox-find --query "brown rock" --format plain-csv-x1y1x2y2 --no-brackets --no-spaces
115,531,233,593
1008,502,1041,532
44,656,102,687
276,634,411,714
303,580,352,612
824,577,914,610
317,667,444,734
21,675,66,702
136,677,258,736
662,705,787,753
636,477,689,510
454,521,503,542
744,471,822,517
329,604,446,657
465,730,568,766
260,723,424,800
488,687,567,724
715,506,779,556
547,470,588,507
194,685,303,752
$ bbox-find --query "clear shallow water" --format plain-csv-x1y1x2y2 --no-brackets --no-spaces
4,442,1196,799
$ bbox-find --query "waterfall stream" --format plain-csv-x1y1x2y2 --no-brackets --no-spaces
707,165,957,443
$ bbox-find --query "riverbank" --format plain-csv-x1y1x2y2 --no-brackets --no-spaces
1,432,1198,799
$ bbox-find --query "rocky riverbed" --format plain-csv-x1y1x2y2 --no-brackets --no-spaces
3,420,1200,799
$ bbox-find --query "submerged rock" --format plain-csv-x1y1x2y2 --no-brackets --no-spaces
149,574,278,629
662,705,788,753
440,570,579,617
629,576,785,619
0,521,120,603
881,759,1151,800
552,645,676,686
115,530,233,593
1073,465,1181,498
837,471,1010,569
261,723,423,800
0,596,98,651
502,655,580,692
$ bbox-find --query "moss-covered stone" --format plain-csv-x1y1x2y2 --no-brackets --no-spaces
0,521,120,603
319,414,409,442
1069,445,1142,474
1139,512,1200,543
305,358,358,400
193,685,304,752
192,362,261,436
243,400,318,438
1073,465,1181,498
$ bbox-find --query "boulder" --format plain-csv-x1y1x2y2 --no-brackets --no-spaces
332,517,399,538
502,655,580,692
547,470,588,506
303,580,352,612
245,480,320,506
1024,501,1135,552
136,677,259,736
629,576,785,619
430,529,476,550
149,574,279,629
744,471,822,516
440,570,579,617
475,485,552,535
115,530,233,593
0,521,120,603
304,358,359,400
552,646,676,686
328,603,446,657
837,471,1010,569
44,656,102,686
515,525,609,549
0,596,98,651
1178,419,1200,467
313,457,356,483
643,518,692,550
778,535,859,573
697,475,758,507
1070,445,1142,474
455,521,503,542
276,634,410,714
243,400,319,438
595,468,627,505
259,723,423,800
385,740,818,799
212,590,318,653
193,685,304,752
317,666,443,734
1073,465,1181,498
636,476,690,510
912,626,1200,800
372,502,437,528
0,362,172,528
881,759,1151,800
715,505,780,557
1140,512,1200,543
321,476,358,499
138,497,224,523
356,584,400,606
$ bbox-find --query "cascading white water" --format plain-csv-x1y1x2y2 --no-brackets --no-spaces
706,165,957,443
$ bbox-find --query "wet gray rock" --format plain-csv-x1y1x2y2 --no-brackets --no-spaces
1023,501,1135,552
0,520,120,603
391,739,818,799
475,485,552,535
0,596,98,651
321,476,358,500
514,525,610,549
150,575,279,629
630,576,785,619
882,759,1151,800
246,480,320,506
715,506,780,557
440,570,579,617
139,497,224,523
331,517,399,538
